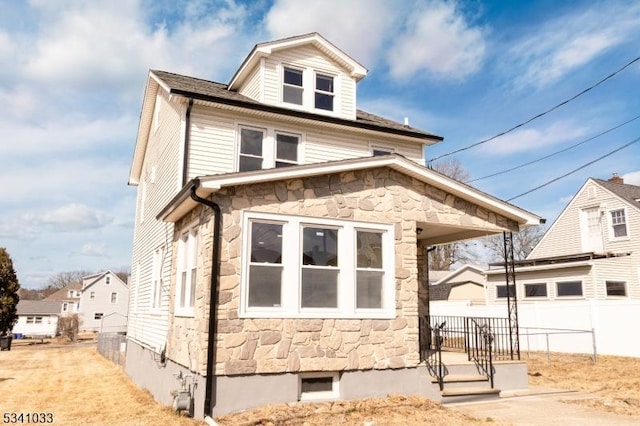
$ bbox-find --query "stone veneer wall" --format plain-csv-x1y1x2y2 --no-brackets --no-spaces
166,167,519,377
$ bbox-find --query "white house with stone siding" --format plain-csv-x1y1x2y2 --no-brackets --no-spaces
125,33,542,419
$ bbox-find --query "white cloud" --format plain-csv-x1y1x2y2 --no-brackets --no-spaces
80,243,109,257
479,121,589,156
386,1,486,80
38,204,114,232
507,2,640,89
623,171,640,186
266,0,393,67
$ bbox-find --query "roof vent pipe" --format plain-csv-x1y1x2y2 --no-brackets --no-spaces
404,117,410,126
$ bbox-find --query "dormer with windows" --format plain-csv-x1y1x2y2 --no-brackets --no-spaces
228,33,367,120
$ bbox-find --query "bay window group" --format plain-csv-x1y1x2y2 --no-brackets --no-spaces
242,213,394,318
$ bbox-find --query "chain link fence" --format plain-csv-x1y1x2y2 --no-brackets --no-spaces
97,332,126,367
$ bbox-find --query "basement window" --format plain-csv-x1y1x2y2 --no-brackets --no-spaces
299,373,339,401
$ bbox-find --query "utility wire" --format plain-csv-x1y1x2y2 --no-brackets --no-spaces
466,113,640,183
428,55,640,164
507,135,640,201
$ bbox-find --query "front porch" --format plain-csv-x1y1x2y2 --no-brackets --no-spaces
420,315,529,403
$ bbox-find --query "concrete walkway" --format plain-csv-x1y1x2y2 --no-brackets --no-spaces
448,386,640,425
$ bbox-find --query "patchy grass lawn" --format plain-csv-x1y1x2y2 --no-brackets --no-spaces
525,352,640,416
3,343,639,425
0,344,202,426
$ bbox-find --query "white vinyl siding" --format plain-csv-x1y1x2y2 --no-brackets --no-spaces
128,90,182,349
263,46,357,119
238,63,263,102
186,108,425,177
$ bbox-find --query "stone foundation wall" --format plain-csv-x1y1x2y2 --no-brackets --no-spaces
166,167,518,376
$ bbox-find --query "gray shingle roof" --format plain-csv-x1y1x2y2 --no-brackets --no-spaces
594,179,640,209
17,300,62,315
150,70,443,141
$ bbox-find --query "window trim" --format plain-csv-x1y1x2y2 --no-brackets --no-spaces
605,280,627,298
298,372,340,401
609,207,629,240
555,280,584,298
151,246,164,311
314,72,335,111
110,292,118,304
175,227,199,317
94,312,104,321
240,212,395,319
282,66,304,106
523,283,548,299
237,125,266,172
496,285,515,299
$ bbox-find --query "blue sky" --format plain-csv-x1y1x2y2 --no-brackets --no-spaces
1,0,639,289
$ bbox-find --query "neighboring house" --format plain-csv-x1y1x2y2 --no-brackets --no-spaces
429,265,486,303
44,282,82,315
12,300,61,338
78,271,129,332
486,174,640,302
125,33,541,418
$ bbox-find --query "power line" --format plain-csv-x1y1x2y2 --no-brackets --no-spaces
507,135,640,201
428,54,640,164
466,113,640,183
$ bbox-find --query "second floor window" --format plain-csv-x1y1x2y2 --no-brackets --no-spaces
315,73,334,111
111,292,118,304
283,67,303,105
275,133,299,167
239,128,264,172
610,209,627,238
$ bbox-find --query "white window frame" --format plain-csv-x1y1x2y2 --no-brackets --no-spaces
523,283,548,299
106,276,111,285
282,66,304,106
110,292,118,304
605,280,627,298
151,246,164,310
555,280,584,298
236,124,303,171
496,284,515,299
609,208,629,240
370,145,395,157
94,312,104,321
175,227,199,317
90,291,95,300
26,316,35,324
240,212,395,319
237,126,266,172
314,72,335,112
298,372,340,402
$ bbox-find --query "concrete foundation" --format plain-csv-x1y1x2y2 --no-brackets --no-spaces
125,339,207,419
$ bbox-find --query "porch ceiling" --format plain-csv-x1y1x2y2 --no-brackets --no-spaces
417,221,499,246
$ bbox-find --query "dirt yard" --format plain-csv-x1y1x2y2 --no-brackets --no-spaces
525,352,640,417
2,343,639,425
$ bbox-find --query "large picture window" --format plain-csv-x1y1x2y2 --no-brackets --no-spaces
241,213,394,318
176,228,198,315
606,280,626,297
524,283,547,298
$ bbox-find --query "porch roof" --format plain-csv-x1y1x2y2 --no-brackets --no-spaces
158,154,543,245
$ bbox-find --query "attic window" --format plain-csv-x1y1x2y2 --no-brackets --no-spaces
283,67,303,105
315,74,334,111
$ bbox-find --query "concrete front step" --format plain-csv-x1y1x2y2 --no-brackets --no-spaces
441,387,501,404
432,374,491,390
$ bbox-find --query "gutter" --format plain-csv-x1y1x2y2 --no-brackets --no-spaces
189,179,221,418
182,99,194,187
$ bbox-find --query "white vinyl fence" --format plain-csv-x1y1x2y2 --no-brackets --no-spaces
430,300,640,357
